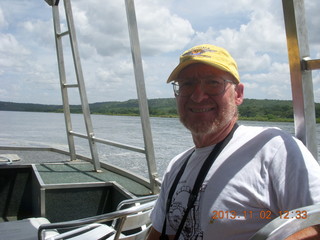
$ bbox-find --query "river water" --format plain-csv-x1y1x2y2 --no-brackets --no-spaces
0,111,319,178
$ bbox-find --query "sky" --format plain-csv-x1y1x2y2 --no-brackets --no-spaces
0,0,319,105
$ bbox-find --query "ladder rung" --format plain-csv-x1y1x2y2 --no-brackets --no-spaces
63,83,79,88
69,131,91,139
57,31,69,38
302,58,320,71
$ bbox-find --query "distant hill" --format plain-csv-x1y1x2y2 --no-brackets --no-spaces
0,101,62,112
0,99,319,122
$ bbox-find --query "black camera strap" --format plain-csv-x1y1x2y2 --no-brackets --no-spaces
160,123,238,240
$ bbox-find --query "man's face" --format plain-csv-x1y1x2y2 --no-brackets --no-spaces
175,63,244,136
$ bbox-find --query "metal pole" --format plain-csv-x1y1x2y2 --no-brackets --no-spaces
125,0,159,193
282,0,318,161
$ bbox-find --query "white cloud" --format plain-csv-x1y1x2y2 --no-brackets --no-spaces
0,0,319,104
313,72,320,103
0,8,8,29
241,61,291,100
71,1,129,58
314,88,320,103
135,0,194,54
0,33,30,68
305,0,320,47
70,0,194,58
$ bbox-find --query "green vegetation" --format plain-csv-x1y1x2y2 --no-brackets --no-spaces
0,99,319,123
239,99,294,122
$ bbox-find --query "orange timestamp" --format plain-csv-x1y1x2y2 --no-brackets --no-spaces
211,210,308,220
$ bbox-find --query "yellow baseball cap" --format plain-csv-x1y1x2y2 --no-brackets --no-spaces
167,44,240,83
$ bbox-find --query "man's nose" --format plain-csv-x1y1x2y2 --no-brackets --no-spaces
190,82,209,102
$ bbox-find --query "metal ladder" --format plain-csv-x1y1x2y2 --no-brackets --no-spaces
282,0,320,161
44,0,159,194
45,0,101,172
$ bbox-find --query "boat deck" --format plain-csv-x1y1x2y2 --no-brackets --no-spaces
36,162,151,196
0,147,152,223
0,147,151,196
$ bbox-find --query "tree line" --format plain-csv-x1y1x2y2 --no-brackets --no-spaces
0,99,319,122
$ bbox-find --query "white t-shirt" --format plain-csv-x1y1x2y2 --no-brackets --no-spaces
150,125,320,240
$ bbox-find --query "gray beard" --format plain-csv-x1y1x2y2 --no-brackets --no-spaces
180,102,238,137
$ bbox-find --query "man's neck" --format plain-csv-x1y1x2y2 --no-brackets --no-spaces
192,118,237,148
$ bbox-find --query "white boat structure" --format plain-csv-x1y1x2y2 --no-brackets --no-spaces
0,0,319,239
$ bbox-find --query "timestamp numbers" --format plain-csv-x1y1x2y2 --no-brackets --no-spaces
211,210,272,220
211,210,308,220
279,210,308,219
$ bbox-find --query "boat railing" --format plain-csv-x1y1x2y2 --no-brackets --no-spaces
38,195,158,240
44,0,159,194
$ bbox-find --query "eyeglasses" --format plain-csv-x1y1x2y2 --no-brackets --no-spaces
172,77,235,97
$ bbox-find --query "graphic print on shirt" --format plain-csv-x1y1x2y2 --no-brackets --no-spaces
168,185,203,239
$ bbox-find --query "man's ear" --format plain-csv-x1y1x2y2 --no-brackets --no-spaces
235,83,244,106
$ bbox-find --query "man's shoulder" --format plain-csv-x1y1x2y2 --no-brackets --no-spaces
230,124,301,156
164,148,194,175
236,124,293,141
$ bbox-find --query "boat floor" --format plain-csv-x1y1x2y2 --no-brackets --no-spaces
36,162,150,196
0,148,151,196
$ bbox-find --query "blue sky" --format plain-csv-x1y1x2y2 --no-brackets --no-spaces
0,0,319,104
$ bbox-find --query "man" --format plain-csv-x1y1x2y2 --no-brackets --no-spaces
147,44,320,239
